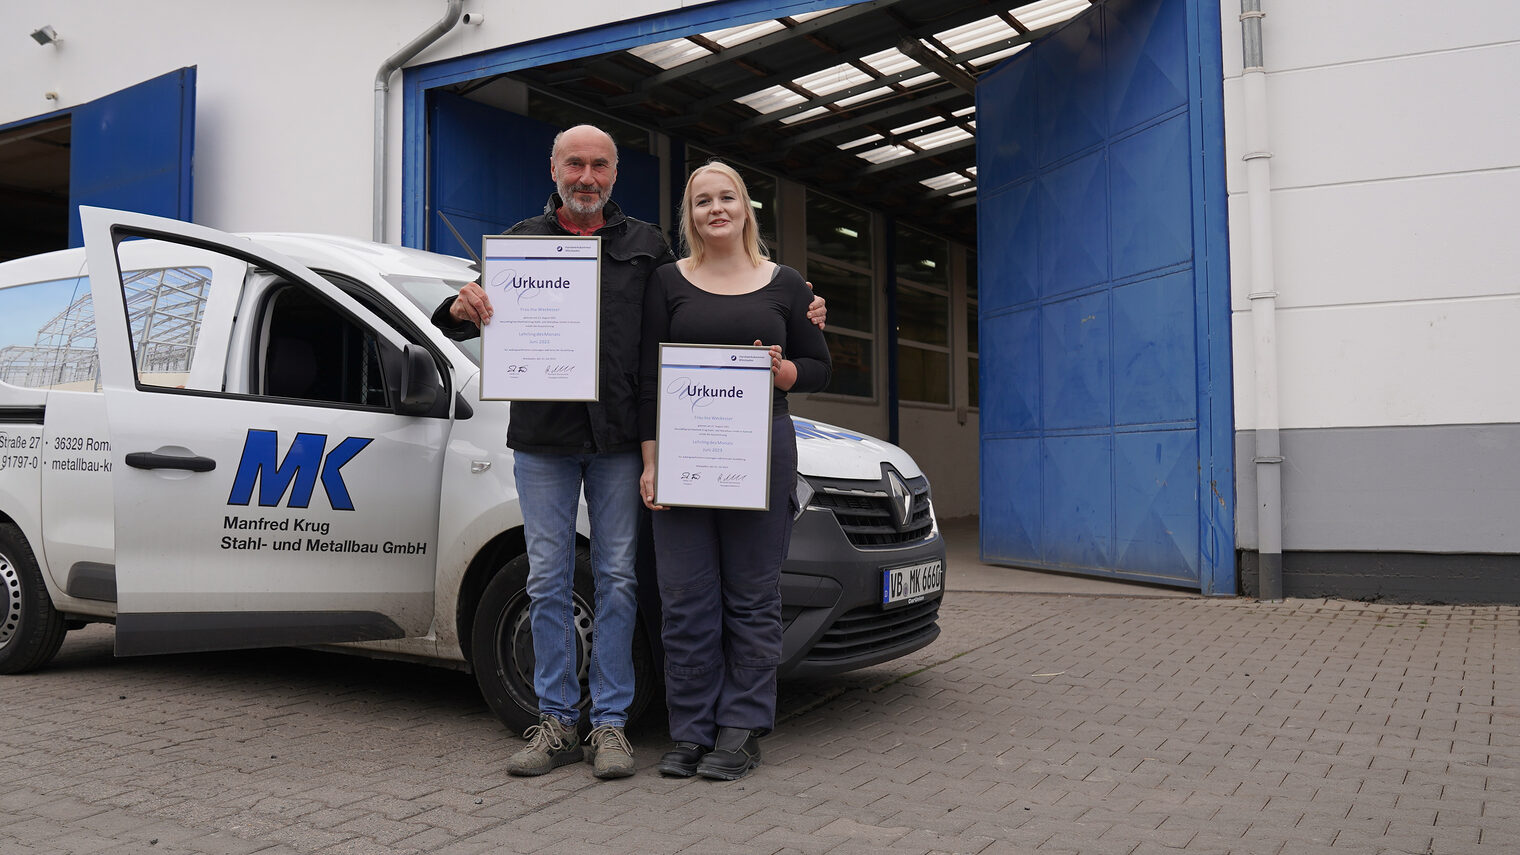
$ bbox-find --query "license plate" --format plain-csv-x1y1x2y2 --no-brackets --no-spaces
882,558,943,608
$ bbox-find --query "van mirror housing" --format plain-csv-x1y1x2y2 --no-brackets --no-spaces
397,344,441,416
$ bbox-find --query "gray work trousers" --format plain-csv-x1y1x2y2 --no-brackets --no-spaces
652,414,798,746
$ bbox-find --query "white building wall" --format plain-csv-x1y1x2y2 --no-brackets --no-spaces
1223,1,1520,432
0,0,684,241
1224,0,1520,564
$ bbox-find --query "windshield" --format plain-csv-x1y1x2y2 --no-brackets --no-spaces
383,273,481,364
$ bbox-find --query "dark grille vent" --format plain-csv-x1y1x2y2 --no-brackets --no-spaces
808,476,934,548
801,598,941,664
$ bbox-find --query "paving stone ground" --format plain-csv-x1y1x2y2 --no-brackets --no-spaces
1,590,1516,854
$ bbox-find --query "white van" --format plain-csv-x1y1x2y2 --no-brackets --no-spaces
0,208,946,731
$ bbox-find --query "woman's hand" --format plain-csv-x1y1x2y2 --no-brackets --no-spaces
756,340,797,391
640,441,664,510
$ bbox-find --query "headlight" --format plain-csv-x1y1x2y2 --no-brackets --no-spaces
792,476,815,520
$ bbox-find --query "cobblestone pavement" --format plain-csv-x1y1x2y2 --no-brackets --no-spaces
2,592,1516,855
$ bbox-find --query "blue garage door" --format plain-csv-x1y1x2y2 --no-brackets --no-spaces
427,92,661,258
67,67,197,247
976,0,1233,592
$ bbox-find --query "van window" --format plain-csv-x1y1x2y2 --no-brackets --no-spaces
260,284,389,408
123,266,214,389
0,270,211,392
0,276,97,391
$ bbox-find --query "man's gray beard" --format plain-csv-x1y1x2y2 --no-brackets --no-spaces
559,183,610,215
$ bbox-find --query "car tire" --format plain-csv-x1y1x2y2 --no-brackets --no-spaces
0,523,67,675
470,547,654,734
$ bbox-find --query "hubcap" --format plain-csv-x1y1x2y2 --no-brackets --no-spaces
499,591,595,711
0,552,22,649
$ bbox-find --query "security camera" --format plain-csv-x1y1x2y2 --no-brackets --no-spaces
30,25,59,46
462,12,484,25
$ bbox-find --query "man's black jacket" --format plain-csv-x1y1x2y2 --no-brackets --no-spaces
432,195,673,454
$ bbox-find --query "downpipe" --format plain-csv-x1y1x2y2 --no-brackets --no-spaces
374,0,465,242
1241,0,1283,601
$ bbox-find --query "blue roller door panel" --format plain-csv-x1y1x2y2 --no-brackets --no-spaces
977,0,1232,592
67,67,196,247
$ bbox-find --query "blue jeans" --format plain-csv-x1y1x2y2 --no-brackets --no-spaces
514,450,642,729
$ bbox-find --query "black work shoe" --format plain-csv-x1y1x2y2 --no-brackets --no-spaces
696,727,761,781
656,741,710,778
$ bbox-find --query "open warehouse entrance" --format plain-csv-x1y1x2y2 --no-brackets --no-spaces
402,0,1233,593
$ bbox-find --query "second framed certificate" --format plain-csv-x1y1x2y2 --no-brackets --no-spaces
654,343,774,510
479,235,600,401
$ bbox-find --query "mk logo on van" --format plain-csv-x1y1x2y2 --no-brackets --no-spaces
227,429,373,511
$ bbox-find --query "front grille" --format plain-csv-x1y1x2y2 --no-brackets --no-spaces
808,474,935,548
801,598,940,665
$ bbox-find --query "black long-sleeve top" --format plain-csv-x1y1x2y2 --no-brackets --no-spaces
639,262,831,442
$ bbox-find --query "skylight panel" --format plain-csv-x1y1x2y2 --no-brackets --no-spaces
736,85,808,114
953,105,977,117
833,86,893,109
921,172,969,190
795,63,874,97
708,19,786,47
857,145,914,164
781,107,831,124
906,126,973,150
628,38,712,69
859,47,918,77
890,117,942,136
949,187,977,197
897,72,937,90
934,17,1015,55
972,43,1031,67
624,7,848,70
789,7,846,24
839,133,884,151
1010,0,1091,30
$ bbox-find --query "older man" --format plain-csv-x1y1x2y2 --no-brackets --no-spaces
434,125,823,780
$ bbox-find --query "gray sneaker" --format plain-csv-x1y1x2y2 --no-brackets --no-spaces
506,715,581,777
584,724,635,779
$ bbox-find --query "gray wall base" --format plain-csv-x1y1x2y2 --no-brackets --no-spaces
1238,551,1520,604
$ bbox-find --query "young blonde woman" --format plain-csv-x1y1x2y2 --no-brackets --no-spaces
638,162,832,780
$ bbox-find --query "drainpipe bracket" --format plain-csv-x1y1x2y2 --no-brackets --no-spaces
1243,151,1272,161
1253,456,1284,464
1247,291,1278,300
1239,10,1266,21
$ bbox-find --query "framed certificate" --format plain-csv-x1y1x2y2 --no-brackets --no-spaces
654,343,774,510
479,235,600,401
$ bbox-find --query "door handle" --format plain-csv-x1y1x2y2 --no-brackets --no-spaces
125,452,216,472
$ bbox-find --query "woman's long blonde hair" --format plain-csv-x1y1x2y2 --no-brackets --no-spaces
679,161,769,269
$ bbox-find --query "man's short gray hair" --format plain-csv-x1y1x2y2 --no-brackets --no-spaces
551,125,619,167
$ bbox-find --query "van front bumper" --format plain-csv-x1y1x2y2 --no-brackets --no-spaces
777,499,945,679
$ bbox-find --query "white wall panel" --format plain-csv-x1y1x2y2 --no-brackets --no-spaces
1260,0,1520,73
1237,296,1520,430
1229,167,1520,313
1258,42,1520,190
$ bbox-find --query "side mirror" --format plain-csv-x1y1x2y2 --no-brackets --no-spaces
397,344,441,416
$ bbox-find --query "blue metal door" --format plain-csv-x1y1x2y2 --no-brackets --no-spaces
427,92,661,258
67,67,197,247
976,0,1233,592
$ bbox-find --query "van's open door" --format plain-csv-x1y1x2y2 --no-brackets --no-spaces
81,207,446,656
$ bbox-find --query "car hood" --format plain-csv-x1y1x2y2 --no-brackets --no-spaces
792,416,924,481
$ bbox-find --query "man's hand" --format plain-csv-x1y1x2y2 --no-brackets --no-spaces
806,281,827,331
449,281,494,327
